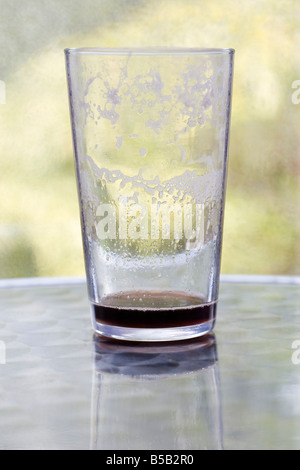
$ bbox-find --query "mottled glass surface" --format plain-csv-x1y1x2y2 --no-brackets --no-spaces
0,276,299,450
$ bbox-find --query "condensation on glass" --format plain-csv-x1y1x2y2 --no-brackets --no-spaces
65,47,234,341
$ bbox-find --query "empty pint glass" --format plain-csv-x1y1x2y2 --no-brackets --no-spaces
65,48,234,341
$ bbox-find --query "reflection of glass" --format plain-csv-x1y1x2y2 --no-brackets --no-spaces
91,334,223,450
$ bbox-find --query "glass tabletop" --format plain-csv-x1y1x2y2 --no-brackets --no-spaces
0,275,299,450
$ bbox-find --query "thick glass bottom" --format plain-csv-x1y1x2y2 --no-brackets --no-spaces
92,318,216,342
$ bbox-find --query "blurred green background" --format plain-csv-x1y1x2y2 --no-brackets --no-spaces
0,0,299,279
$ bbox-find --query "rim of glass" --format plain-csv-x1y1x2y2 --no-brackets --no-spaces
65,47,235,56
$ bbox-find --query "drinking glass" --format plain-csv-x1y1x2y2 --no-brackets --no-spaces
65,47,234,341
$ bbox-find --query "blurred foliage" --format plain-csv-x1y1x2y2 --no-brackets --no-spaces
0,0,299,277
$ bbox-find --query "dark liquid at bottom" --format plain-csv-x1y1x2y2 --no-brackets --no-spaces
92,291,217,329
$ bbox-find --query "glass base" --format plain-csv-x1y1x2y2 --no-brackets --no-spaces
92,319,215,342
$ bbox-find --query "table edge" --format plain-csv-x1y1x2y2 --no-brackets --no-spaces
0,274,299,289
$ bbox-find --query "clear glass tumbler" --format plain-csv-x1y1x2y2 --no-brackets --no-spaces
65,47,234,342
